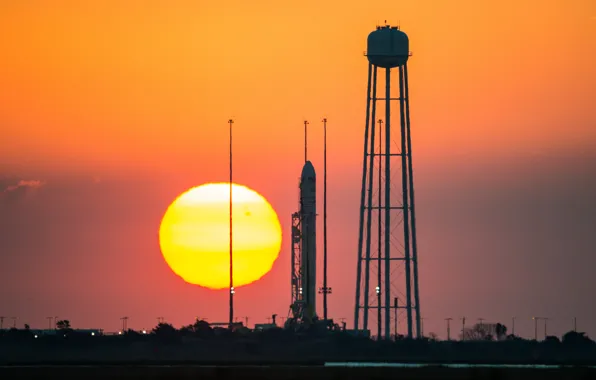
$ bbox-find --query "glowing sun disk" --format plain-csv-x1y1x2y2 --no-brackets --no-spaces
158,183,282,289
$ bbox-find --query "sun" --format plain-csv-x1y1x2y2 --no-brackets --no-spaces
158,183,282,289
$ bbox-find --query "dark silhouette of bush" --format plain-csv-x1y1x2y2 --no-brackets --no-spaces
562,331,594,346
2,318,596,365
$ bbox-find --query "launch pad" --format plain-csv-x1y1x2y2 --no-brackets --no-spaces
249,25,421,338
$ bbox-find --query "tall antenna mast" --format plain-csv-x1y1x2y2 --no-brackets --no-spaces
322,118,329,321
228,119,235,328
304,120,309,163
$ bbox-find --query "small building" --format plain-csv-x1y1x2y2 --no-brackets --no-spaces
254,323,277,331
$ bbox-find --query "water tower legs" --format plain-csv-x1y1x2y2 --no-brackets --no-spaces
354,62,421,340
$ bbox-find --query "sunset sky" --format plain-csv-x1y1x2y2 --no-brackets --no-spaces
1,0,595,339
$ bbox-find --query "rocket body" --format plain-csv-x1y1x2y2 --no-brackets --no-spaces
300,161,317,320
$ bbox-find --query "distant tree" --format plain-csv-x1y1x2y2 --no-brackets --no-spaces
427,332,439,341
506,334,523,341
545,336,560,344
562,331,594,346
495,323,507,340
462,323,495,341
179,324,194,335
193,319,211,333
24,324,30,330
56,320,71,330
123,329,141,337
152,322,178,337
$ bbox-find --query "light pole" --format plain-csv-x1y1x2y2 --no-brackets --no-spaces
461,317,466,341
322,117,329,321
445,318,452,341
228,119,234,328
121,316,128,332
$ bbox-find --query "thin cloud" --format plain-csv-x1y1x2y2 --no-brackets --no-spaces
3,179,45,193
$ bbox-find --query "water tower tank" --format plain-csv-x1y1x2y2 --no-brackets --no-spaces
366,26,410,68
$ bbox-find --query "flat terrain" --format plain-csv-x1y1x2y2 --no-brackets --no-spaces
1,365,596,380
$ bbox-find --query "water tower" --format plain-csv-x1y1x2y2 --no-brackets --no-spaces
353,25,421,339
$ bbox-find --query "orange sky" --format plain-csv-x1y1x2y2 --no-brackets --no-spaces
1,0,595,338
2,0,594,177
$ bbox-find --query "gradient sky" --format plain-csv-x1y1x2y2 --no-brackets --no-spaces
1,0,595,339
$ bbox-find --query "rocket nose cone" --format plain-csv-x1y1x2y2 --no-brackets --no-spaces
301,161,316,179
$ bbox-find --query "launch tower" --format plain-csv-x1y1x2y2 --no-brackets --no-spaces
354,25,421,339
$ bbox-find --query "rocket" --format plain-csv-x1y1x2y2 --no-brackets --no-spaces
300,160,317,320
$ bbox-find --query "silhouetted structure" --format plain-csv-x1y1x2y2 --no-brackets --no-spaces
1,319,595,367
289,121,318,326
319,118,332,321
228,119,235,327
354,24,421,339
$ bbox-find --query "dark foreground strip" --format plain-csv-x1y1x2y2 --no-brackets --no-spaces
1,365,595,380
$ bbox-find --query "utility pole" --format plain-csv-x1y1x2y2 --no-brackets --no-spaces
120,316,128,332
573,317,577,332
46,317,53,330
228,118,235,329
0,316,4,329
393,297,398,340
478,317,485,329
445,318,452,341
532,317,539,340
461,317,466,341
512,317,515,336
11,317,17,328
